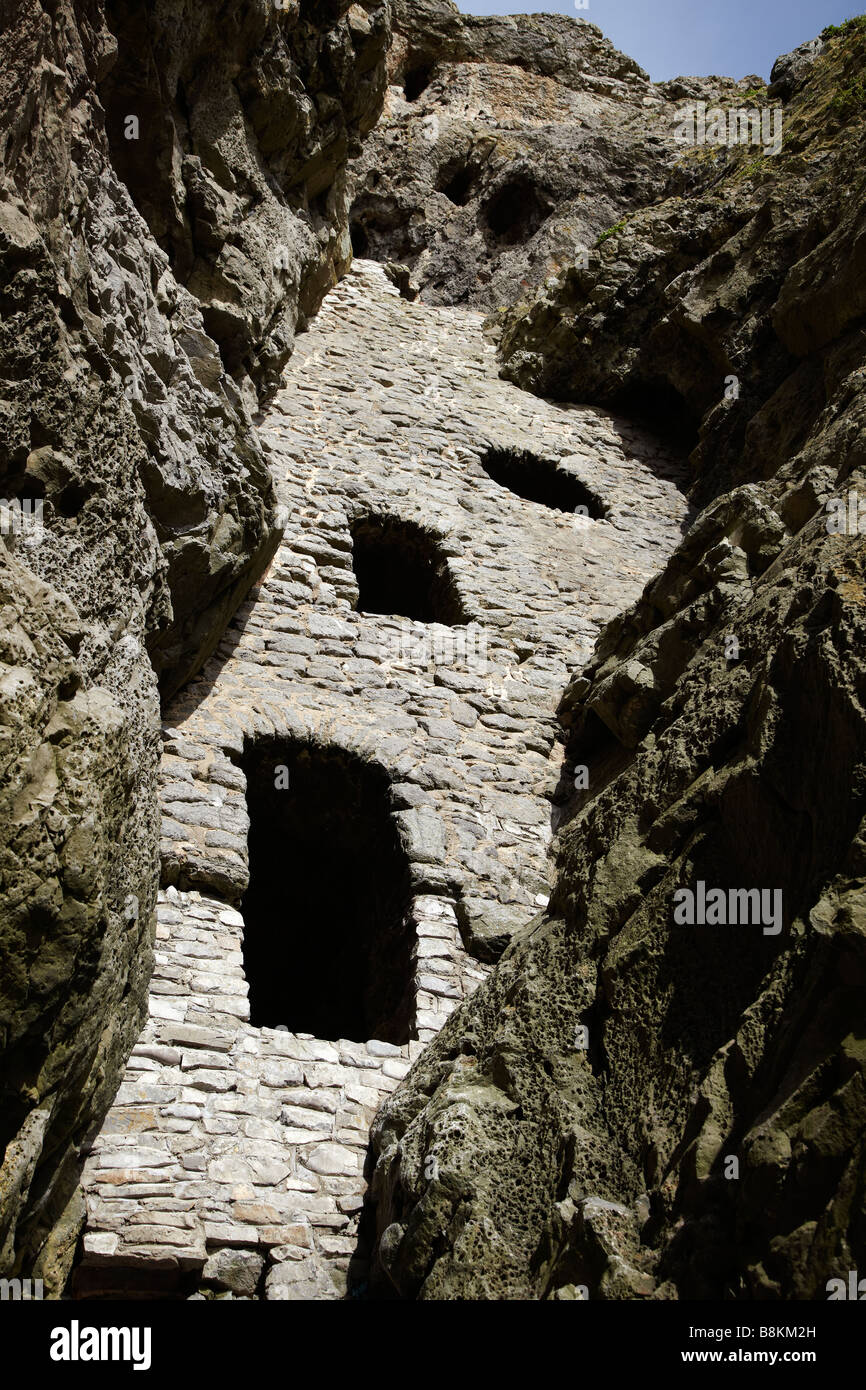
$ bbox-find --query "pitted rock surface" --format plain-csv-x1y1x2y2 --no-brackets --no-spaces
347,0,763,308
78,260,689,1299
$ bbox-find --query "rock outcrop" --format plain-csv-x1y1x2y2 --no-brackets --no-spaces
347,0,761,309
365,20,866,1299
0,0,389,1292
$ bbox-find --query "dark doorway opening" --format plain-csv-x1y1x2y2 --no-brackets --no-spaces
479,447,607,518
350,515,469,624
240,740,415,1044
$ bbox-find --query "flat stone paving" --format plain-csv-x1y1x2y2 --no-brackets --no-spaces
79,262,690,1300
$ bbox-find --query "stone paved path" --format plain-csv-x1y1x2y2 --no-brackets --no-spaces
78,262,690,1300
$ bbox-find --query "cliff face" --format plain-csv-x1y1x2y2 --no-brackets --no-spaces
0,0,389,1291
346,0,761,309
100,0,391,417
365,23,866,1298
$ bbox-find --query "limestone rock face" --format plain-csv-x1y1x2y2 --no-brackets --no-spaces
494,25,861,505
0,0,389,1290
100,0,391,410
366,24,866,1299
347,0,756,309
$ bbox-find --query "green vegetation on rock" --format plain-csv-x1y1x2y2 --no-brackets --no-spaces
596,219,629,247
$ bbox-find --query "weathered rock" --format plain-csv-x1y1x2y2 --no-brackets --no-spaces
6,0,866,1309
767,36,826,100
365,22,866,1300
456,897,536,963
202,1247,264,1297
101,0,391,411
496,21,866,505
347,0,759,310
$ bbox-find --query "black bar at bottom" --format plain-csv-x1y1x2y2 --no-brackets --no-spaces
4,1296,857,1377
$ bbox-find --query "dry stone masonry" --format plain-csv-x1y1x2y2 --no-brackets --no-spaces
77,261,689,1299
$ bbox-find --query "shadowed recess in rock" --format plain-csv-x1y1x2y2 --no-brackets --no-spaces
610,379,700,451
483,177,552,246
436,160,478,207
350,514,469,623
479,446,606,518
240,740,415,1044
349,212,413,264
404,64,434,101
350,221,370,256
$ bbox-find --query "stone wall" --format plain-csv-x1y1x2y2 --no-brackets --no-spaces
77,261,688,1298
9,0,860,1305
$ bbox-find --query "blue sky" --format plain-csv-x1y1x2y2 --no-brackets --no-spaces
454,0,863,80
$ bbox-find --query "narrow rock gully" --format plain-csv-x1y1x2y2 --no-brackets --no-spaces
75,261,690,1300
